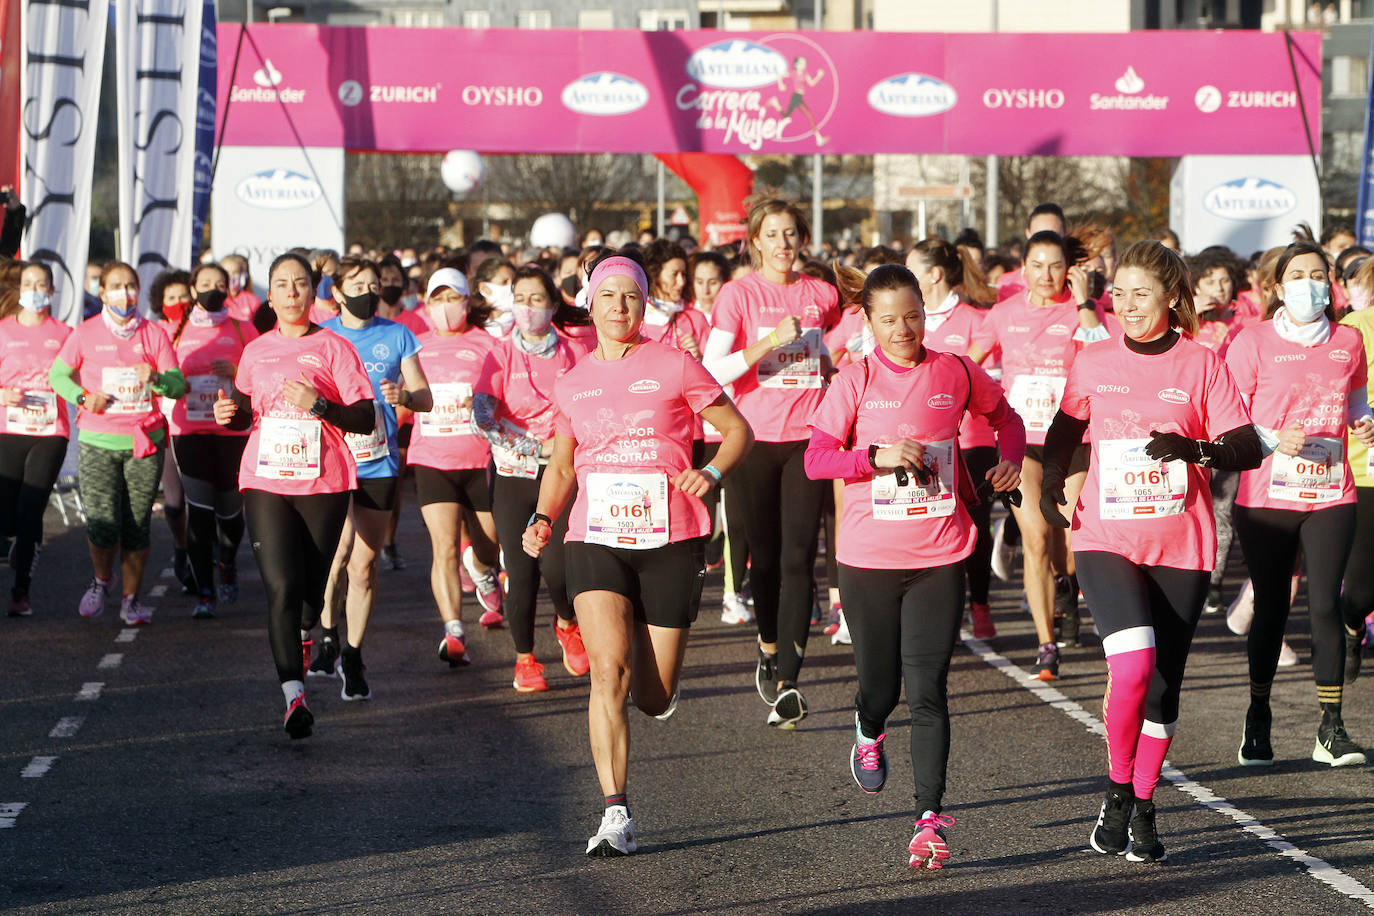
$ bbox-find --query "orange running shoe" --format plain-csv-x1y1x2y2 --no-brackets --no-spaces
513,656,549,693
554,620,591,676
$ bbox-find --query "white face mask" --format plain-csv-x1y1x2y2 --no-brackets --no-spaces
486,309,516,337
86,277,100,297
400,293,420,311
18,290,51,313
1282,278,1330,322
229,272,248,294
483,282,514,312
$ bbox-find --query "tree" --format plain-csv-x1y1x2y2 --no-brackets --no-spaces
345,153,453,249
480,154,663,238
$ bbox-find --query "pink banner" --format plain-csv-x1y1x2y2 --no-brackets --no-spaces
216,25,1322,157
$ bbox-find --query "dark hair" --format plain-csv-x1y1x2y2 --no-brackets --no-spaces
377,254,405,282
99,260,140,288
642,238,688,300
799,259,837,291
1024,230,1069,262
468,256,513,325
512,264,589,330
833,262,923,317
1321,224,1356,246
191,262,229,290
331,255,379,291
1334,245,1371,280
689,250,729,281
1027,202,1065,231
1266,241,1335,321
860,245,904,270
269,252,314,288
908,237,996,307
20,260,55,289
149,268,192,317
953,227,985,253
1152,227,1181,248
468,239,503,258
1187,247,1241,294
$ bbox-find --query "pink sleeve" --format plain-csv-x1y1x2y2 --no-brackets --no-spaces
1059,355,1090,421
1224,331,1259,403
56,326,82,369
967,358,1027,463
970,305,1001,355
475,344,506,400
710,283,743,338
681,350,725,413
148,325,179,372
807,366,859,443
1202,354,1254,439
333,341,375,403
804,428,873,481
553,376,573,438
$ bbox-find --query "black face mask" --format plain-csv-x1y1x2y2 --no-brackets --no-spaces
197,289,228,313
342,291,379,320
378,284,405,306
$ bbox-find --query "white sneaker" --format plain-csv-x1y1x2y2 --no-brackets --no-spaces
586,805,637,856
1278,640,1299,667
119,595,152,625
1226,580,1255,636
830,610,852,646
990,517,1019,583
652,686,681,721
721,592,754,625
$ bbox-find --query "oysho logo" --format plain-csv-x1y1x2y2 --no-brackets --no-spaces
572,388,603,401
1046,323,1071,337
234,169,321,210
561,73,650,116
1090,66,1168,111
867,73,958,118
1157,388,1190,404
685,40,788,89
864,400,902,410
1274,353,1307,363
628,379,661,394
982,88,1065,110
1097,384,1131,394
927,393,956,409
1202,178,1297,222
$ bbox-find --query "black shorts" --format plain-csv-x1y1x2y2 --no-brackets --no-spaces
414,465,491,511
354,475,398,512
397,422,413,450
1024,442,1091,477
565,537,706,629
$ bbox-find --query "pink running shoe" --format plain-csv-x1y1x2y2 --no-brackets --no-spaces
458,541,475,593
908,812,955,869
969,602,996,640
79,578,109,619
463,546,504,619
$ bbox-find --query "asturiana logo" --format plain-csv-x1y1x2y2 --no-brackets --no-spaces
1202,178,1297,222
685,40,789,89
1157,388,1191,404
1121,445,1156,467
628,379,661,394
561,72,650,116
867,73,957,118
927,393,956,409
234,169,322,210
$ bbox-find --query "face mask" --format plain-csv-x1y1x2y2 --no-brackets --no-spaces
18,290,50,313
1352,287,1373,312
317,277,334,301
483,283,514,311
1282,278,1330,322
86,278,100,297
400,293,419,311
378,284,404,306
428,300,468,332
105,288,139,318
162,302,187,323
342,290,379,320
229,272,246,294
487,309,516,337
514,305,554,336
197,289,228,313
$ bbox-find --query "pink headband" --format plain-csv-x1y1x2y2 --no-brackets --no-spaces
587,257,648,304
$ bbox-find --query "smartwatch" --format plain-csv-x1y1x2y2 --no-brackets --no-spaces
76,391,87,407
868,443,880,469
309,396,328,418
1076,301,1097,311
527,512,552,529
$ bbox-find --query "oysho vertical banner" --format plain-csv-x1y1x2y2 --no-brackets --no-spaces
190,0,214,264
20,0,109,324
1356,25,1374,248
116,0,204,308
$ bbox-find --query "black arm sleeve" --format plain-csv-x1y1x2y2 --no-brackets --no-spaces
225,391,253,431
322,398,376,436
1197,423,1265,472
0,204,25,258
1040,410,1090,483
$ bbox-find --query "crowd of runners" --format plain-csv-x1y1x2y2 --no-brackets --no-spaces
1,192,1372,869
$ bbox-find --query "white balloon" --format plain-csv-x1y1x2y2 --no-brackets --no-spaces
530,213,576,250
441,150,484,193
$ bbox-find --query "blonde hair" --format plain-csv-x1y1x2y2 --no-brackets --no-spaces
744,196,811,270
1116,240,1198,336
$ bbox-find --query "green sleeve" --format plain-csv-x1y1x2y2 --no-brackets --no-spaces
153,367,187,400
48,358,84,404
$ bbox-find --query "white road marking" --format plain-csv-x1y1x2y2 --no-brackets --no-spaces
148,584,168,598
0,802,27,828
115,629,138,643
74,682,104,702
97,653,123,670
48,717,84,738
20,757,56,779
159,567,174,579
965,638,1374,908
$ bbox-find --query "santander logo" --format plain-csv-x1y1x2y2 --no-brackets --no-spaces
927,393,956,409
1157,388,1190,404
628,379,661,394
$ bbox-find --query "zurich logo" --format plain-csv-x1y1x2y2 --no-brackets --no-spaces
867,73,957,118
1202,178,1297,222
561,72,649,116
685,40,788,89
234,169,322,210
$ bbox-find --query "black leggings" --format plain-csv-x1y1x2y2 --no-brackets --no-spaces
1235,503,1356,690
732,439,825,683
1340,487,1374,631
174,435,248,594
0,434,66,597
244,488,351,683
1075,551,1209,725
840,561,964,814
491,470,574,655
704,441,750,593
963,446,998,605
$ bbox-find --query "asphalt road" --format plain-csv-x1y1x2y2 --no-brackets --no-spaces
2,486,1373,915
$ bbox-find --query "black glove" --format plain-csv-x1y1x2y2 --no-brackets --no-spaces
1039,474,1070,529
975,477,1022,510
1144,430,1203,463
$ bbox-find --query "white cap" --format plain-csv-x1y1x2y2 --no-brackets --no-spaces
426,268,469,298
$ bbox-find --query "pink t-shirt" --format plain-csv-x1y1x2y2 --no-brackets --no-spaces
558,323,598,358
478,337,580,442
1192,311,1245,356
168,317,258,436
1060,334,1253,570
1234,291,1265,323
233,327,374,495
226,290,259,323
997,266,1026,301
393,307,430,337
710,271,840,443
0,315,72,438
309,303,340,325
407,327,497,472
808,349,1018,570
642,305,710,356
1226,320,1367,512
554,340,723,545
57,316,179,437
927,303,997,450
823,307,866,368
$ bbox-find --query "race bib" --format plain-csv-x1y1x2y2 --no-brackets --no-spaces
1269,436,1344,504
102,367,151,415
5,390,57,436
345,402,390,463
185,375,222,424
585,471,669,549
870,439,957,521
1097,438,1187,520
257,415,321,480
1006,374,1067,433
421,382,474,436
757,327,822,389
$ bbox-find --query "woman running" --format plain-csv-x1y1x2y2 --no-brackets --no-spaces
640,239,708,358
702,197,840,727
1040,240,1261,864
50,261,187,624
522,251,753,856
473,265,588,692
1227,241,1374,768
806,264,1023,869
150,269,195,592
0,261,72,616
967,230,1107,679
167,262,258,617
212,252,375,738
1341,257,1374,681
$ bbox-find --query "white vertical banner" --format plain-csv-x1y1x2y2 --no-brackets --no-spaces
20,0,110,325
116,0,203,311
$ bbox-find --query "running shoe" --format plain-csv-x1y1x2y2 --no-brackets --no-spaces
339,651,371,701
218,563,239,604
1089,783,1134,855
301,637,313,677
1202,585,1224,616
438,631,470,667
1054,577,1080,648
823,601,842,637
1125,799,1167,864
1226,580,1254,635
458,542,475,593
721,592,754,626
191,592,216,620
755,642,780,705
119,595,152,626
851,716,887,794
652,685,681,721
586,805,637,857
7,595,32,618
810,589,822,627
479,608,505,629
767,684,808,729
283,695,313,740
382,543,407,571
830,610,852,646
1313,715,1367,767
969,602,996,640
308,635,340,678
1030,642,1059,681
990,517,1018,582
554,620,590,677
1238,702,1274,767
1347,628,1365,685
513,656,549,692
78,578,109,619
908,812,955,869
1277,640,1299,667
464,546,504,616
